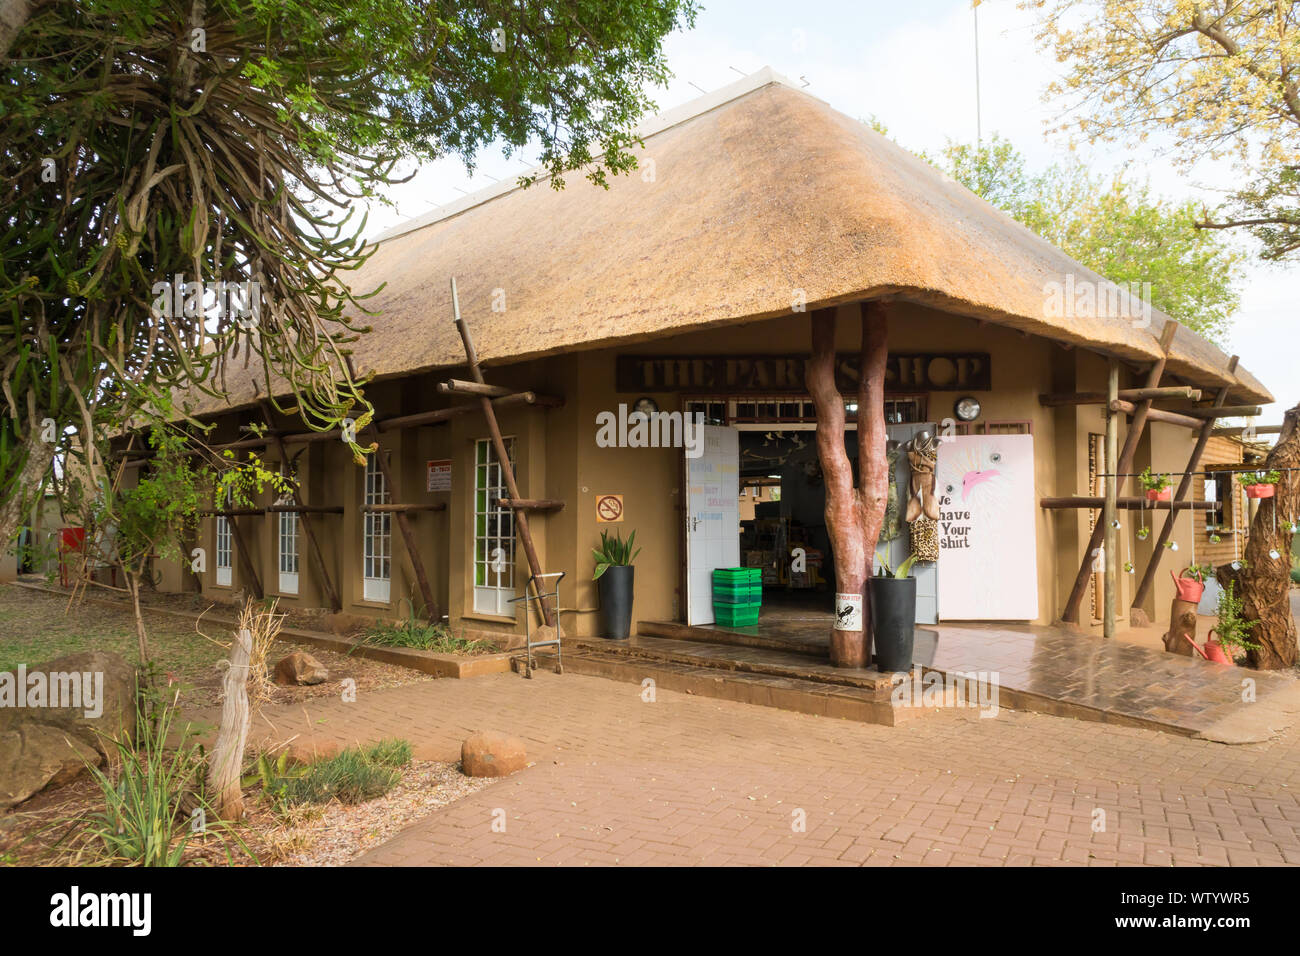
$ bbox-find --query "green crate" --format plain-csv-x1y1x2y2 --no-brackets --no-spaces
712,567,761,584
711,583,762,604
713,603,760,627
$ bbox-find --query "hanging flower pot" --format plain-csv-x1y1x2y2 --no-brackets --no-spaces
1237,470,1280,500
1138,467,1172,502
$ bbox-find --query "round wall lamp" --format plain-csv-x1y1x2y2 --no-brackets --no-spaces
953,396,982,422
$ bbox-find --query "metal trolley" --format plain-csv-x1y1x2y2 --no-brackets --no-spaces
509,571,565,679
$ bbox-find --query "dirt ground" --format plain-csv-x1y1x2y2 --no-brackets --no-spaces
0,583,434,710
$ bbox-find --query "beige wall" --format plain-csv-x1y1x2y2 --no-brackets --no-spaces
155,299,1209,637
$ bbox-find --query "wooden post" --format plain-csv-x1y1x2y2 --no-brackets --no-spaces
264,409,342,613
206,627,251,821
1062,322,1179,623
1104,358,1119,639
450,277,555,629
1129,356,1239,625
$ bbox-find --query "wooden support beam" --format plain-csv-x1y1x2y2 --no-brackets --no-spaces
1042,497,1216,510
264,504,344,515
498,498,565,512
1063,323,1179,624
361,503,447,513
1130,356,1240,625
1104,359,1119,639
226,514,263,599
262,407,343,613
366,436,441,621
1108,400,1202,430
438,379,511,398
452,276,556,629
199,508,265,517
1040,386,1201,407
1181,405,1263,420
1213,424,1283,438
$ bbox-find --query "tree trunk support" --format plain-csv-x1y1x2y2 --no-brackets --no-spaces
450,277,556,629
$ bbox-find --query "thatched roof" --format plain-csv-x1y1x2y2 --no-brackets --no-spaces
192,67,1270,415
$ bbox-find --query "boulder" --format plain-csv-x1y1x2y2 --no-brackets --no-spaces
0,650,137,809
273,651,329,686
461,730,527,777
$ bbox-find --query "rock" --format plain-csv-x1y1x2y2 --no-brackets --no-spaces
0,650,137,809
461,730,527,777
273,651,329,686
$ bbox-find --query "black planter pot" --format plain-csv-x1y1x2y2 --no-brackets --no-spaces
597,565,635,639
869,575,916,673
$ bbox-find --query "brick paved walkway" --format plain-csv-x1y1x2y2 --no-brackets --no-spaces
225,667,1300,866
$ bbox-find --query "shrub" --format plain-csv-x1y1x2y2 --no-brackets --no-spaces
274,740,412,807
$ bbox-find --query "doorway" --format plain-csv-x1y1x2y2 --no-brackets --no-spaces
682,396,939,627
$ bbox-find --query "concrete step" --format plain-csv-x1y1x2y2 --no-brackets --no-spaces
571,634,899,693
637,618,827,657
517,645,948,727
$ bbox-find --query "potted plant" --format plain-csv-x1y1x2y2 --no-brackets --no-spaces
869,552,920,673
592,529,640,640
1139,467,1172,502
1237,469,1281,499
1172,564,1212,604
1211,581,1259,663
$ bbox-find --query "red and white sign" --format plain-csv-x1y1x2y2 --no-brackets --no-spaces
426,459,451,492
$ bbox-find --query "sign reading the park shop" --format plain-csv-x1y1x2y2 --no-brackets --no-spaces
934,434,1038,621
615,352,991,394
425,459,451,492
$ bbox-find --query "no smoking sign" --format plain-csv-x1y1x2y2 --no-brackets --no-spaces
595,494,624,523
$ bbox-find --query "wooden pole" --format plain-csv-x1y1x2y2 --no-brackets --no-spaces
1062,322,1179,623
1103,358,1119,639
450,277,556,628
1129,356,1239,625
1041,497,1215,510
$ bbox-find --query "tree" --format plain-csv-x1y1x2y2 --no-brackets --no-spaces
808,302,890,668
1026,0,1300,261
1029,0,1299,667
0,0,698,547
929,135,1244,344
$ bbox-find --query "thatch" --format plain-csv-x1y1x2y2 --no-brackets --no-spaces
189,68,1270,416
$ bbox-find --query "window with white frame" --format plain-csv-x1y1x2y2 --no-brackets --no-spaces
278,503,299,595
363,453,391,603
215,513,232,587
473,437,516,616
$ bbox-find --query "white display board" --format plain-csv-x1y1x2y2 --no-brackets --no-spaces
935,433,1038,620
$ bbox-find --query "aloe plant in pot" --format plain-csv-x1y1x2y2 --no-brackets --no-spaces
592,529,640,640
869,552,920,673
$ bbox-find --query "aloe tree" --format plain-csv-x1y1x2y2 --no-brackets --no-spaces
1,0,698,547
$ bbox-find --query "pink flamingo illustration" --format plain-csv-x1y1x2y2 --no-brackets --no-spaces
961,469,1001,501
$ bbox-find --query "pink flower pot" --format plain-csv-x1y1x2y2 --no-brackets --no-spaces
1171,570,1204,604
1245,483,1275,499
1145,488,1172,502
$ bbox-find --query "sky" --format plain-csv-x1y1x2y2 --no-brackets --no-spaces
358,0,1298,420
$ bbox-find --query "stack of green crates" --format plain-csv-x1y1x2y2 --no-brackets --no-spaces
712,567,762,627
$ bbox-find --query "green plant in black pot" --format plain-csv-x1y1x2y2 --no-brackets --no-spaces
870,552,920,673
593,529,640,640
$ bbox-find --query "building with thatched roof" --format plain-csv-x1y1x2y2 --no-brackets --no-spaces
147,68,1272,649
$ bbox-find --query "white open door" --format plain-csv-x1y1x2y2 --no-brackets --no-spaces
686,425,740,625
